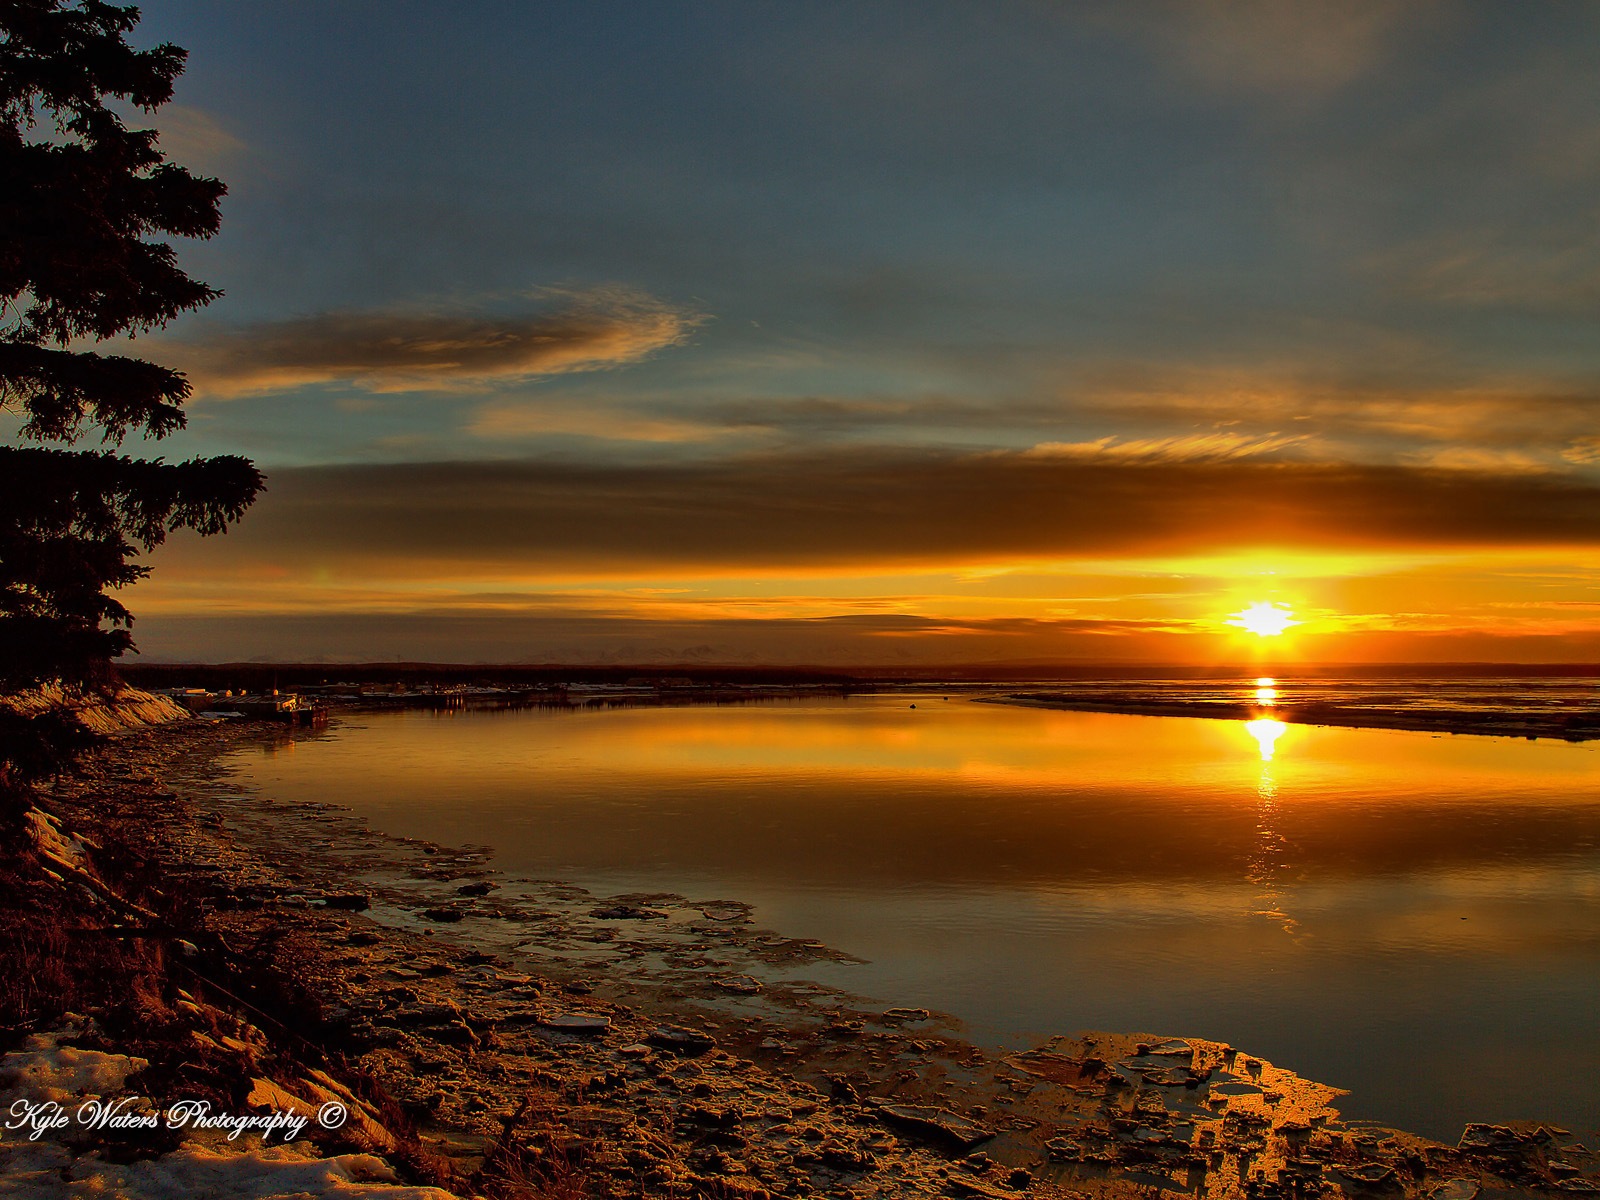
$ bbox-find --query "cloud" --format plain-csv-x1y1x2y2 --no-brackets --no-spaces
466,402,733,445
150,104,246,174
1020,432,1307,462
1563,437,1600,465
1071,366,1600,459
1371,221,1600,311
1406,447,1553,475
169,288,703,397
1100,0,1429,96
145,450,1600,584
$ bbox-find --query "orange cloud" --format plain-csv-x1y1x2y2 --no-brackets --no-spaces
166,288,703,397
466,402,729,444
1020,432,1308,462
1073,365,1600,461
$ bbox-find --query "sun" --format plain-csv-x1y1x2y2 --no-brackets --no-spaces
1228,601,1299,638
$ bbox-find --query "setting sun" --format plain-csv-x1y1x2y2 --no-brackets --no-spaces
1228,601,1299,638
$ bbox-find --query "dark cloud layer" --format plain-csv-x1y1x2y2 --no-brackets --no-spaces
128,610,1600,669
188,451,1600,573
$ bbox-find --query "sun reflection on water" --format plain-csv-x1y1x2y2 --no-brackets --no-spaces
1242,715,1298,935
1246,717,1286,761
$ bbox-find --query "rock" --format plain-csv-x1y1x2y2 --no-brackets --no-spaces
320,892,370,911
1338,1162,1395,1185
1045,1136,1081,1161
1211,1080,1263,1097
392,1002,465,1027
1139,1065,1204,1087
456,881,496,896
698,1179,769,1200
877,1104,994,1150
421,906,465,923
1458,1123,1542,1154
820,1143,874,1171
648,1025,716,1055
882,1007,931,1022
1147,1038,1194,1057
537,1013,612,1033
687,1103,742,1128
297,1070,398,1153
946,1177,1012,1199
1429,1183,1480,1200
714,975,763,994
590,904,668,920
1007,1050,1111,1089
698,902,752,922
244,1078,320,1123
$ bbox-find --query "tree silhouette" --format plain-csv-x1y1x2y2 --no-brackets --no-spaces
1,0,262,789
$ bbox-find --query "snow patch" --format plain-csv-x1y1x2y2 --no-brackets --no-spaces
0,1140,460,1199
1,685,189,734
0,1025,461,1199
0,1024,146,1103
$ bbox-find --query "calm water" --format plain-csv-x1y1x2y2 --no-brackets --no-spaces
226,687,1600,1142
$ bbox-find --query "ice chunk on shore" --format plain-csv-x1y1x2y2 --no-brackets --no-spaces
23,809,92,873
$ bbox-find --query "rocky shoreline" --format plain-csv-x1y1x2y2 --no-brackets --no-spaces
4,712,1598,1198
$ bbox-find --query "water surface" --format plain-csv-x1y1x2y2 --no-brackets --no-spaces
227,689,1600,1141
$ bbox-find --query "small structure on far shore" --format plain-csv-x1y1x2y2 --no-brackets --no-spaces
157,687,328,729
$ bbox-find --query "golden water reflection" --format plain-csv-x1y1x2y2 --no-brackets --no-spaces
244,697,1600,889
1254,676,1278,706
229,695,1600,1142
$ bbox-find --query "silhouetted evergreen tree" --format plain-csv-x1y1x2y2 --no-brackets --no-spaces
1,0,261,791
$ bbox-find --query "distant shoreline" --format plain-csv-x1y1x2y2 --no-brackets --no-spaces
984,691,1600,742
119,659,1600,694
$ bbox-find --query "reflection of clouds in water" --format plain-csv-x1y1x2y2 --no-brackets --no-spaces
1243,718,1300,936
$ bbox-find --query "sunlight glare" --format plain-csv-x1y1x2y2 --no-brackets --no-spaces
1229,601,1298,637
1246,718,1287,762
